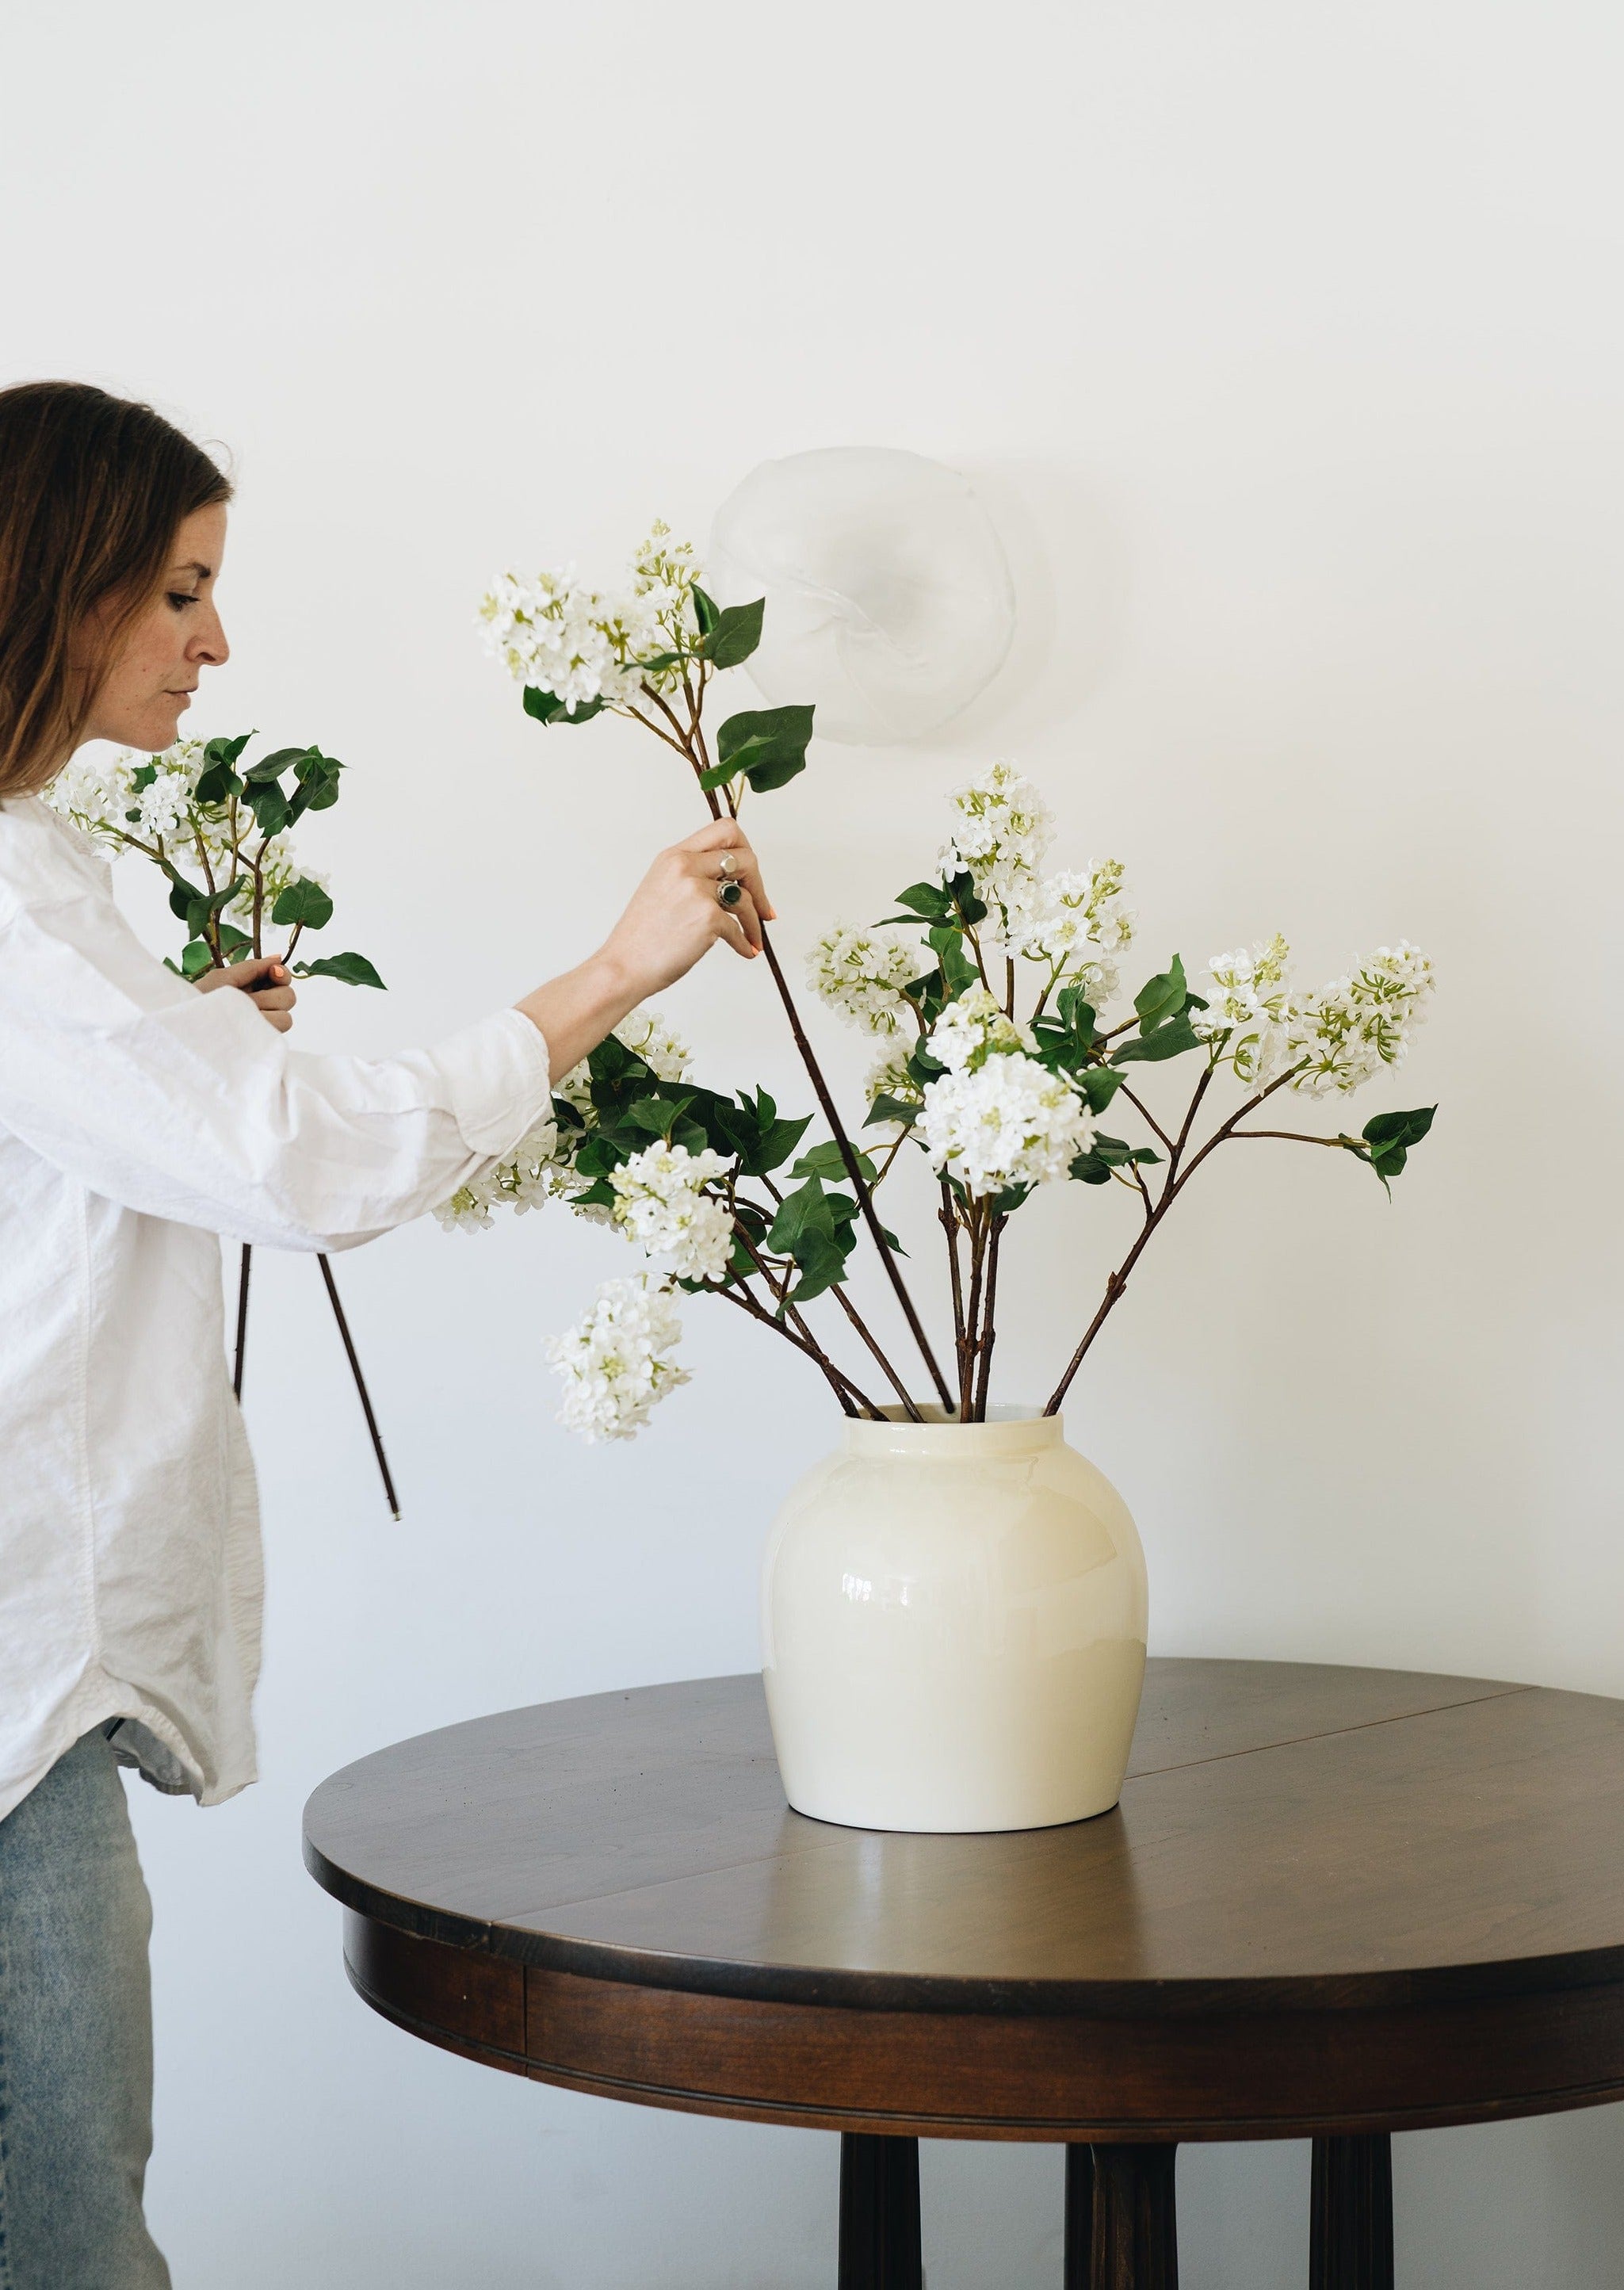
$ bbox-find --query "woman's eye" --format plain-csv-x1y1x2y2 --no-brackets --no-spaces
167,591,199,611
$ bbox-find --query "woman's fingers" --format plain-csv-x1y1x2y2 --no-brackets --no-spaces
713,884,761,958
193,956,298,1029
678,817,777,922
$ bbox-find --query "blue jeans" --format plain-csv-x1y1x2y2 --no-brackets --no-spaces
0,1729,170,2289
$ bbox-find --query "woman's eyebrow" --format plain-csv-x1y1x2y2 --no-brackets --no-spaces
169,560,212,580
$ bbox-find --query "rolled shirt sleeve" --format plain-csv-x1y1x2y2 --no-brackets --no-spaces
0,855,553,1254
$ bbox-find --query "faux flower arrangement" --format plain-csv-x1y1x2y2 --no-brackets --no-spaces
48,733,398,1512
48,732,384,990
445,526,1437,1441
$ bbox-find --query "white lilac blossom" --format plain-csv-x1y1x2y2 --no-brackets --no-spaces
919,1053,1095,1199
436,1007,695,1235
609,1142,733,1283
938,762,1053,916
45,739,323,924
863,1044,923,1138
433,1111,564,1233
805,923,920,1034
1290,942,1435,1096
928,987,1036,1074
48,742,205,851
546,1275,690,1443
478,524,700,713
1198,935,1295,1084
1007,861,1136,1007
1201,937,1435,1095
610,1007,690,1084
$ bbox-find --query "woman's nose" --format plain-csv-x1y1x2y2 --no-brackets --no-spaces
190,604,230,667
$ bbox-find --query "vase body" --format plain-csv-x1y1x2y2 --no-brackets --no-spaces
761,1408,1148,1834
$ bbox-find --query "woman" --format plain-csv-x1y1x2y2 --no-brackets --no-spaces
0,380,772,2288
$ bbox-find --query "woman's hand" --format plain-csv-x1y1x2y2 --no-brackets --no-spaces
196,956,298,1034
598,818,776,1000
514,819,778,1082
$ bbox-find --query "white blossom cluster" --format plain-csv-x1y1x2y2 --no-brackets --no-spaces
1201,937,1435,1095
930,987,1036,1072
45,745,145,850
863,1043,924,1138
920,1055,1095,1199
1006,859,1136,1007
609,1142,733,1283
545,1275,690,1443
433,1007,692,1234
805,923,920,1034
1291,942,1435,1095
919,989,1093,1197
939,761,1053,916
45,739,320,925
477,522,699,713
431,1113,564,1232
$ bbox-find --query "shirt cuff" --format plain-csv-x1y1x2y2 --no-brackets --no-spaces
426,1007,552,1159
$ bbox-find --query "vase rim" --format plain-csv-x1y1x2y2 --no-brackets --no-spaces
841,1403,1064,1453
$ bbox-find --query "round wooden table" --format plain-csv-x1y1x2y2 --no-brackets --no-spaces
303,1658,1624,2287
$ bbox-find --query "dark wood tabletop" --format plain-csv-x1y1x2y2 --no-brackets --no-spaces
304,1657,1624,2288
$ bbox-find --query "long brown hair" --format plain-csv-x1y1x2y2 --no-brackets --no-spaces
0,381,232,797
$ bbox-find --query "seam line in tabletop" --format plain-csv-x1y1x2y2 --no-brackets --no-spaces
1124,1683,1532,1781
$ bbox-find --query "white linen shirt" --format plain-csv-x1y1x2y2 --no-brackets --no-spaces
0,794,552,1823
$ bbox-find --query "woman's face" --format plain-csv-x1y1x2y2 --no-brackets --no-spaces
83,503,230,755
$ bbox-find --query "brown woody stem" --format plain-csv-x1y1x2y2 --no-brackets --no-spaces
759,929,956,1414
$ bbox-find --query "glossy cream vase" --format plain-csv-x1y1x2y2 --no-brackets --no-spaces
761,1408,1148,1833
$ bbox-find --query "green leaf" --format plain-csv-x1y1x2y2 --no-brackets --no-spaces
271,877,334,931
217,923,253,961
178,939,216,979
247,781,288,838
243,745,310,783
523,686,606,727
930,928,979,1000
1362,1105,1435,1156
766,1177,862,1301
1069,1134,1159,1184
635,650,685,675
692,585,722,639
865,1091,921,1130
704,704,815,795
785,1232,852,1303
204,732,254,767
766,1174,830,1255
701,596,765,670
715,1089,812,1178
165,870,206,923
285,748,345,823
1351,1104,1436,1192
1134,954,1190,1035
193,759,243,806
626,1094,693,1137
292,950,386,990
182,877,247,940
1077,1065,1124,1114
886,881,953,920
790,1140,877,1186
1110,1013,1203,1065
946,871,988,927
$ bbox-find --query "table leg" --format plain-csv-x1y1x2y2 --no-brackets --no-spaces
1309,2135,1393,2290
1067,2143,1179,2288
839,2133,922,2290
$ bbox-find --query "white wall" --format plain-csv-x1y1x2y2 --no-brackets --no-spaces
6,2,1624,2281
